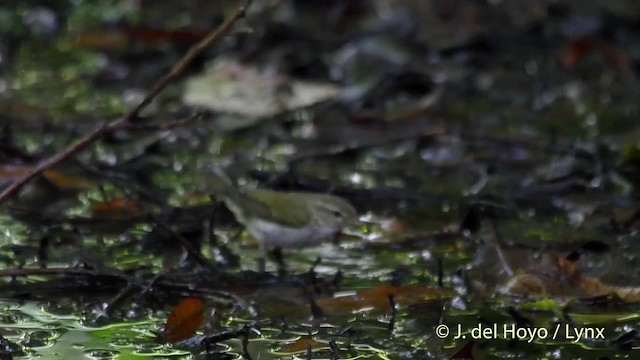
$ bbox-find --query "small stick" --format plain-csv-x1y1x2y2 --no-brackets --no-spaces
306,343,312,359
309,296,325,320
0,266,133,280
104,283,138,317
488,219,514,277
241,330,253,360
329,340,339,360
201,325,251,349
387,294,396,332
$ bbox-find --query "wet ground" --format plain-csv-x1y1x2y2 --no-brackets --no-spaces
2,0,640,359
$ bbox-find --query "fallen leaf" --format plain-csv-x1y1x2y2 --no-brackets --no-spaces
556,256,640,303
0,165,93,190
72,27,208,50
127,26,208,46
0,164,31,183
164,297,205,342
503,254,640,303
91,197,143,219
42,170,94,190
561,37,631,75
282,337,327,353
315,283,453,314
71,30,129,50
183,57,339,119
0,98,51,124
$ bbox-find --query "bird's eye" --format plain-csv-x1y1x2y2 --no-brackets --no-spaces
331,210,342,218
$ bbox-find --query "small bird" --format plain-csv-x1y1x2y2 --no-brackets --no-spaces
210,169,357,269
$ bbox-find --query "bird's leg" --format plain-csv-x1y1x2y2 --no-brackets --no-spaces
257,241,267,272
271,247,287,277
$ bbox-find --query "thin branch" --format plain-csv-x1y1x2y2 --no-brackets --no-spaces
0,266,240,303
488,219,514,277
0,266,133,280
104,283,139,317
0,0,253,206
201,325,252,350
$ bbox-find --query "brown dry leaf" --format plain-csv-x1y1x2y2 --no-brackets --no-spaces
504,254,640,303
561,38,632,75
282,337,327,353
164,297,205,342
0,164,31,183
503,273,547,295
72,27,208,51
0,98,51,124
42,170,94,190
127,27,208,46
315,283,453,314
71,31,129,50
183,192,212,205
91,197,143,219
0,165,93,190
556,257,640,303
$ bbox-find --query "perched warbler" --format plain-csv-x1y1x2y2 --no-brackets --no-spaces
210,169,357,264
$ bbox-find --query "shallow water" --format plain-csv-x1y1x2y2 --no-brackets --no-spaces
3,0,640,359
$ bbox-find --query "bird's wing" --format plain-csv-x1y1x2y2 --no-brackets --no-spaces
209,169,272,221
209,168,310,227
250,189,311,227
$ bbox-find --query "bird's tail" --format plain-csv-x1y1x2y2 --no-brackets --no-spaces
209,167,269,218
210,167,237,200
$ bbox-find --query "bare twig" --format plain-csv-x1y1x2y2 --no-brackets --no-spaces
0,266,133,280
387,294,396,332
104,283,139,317
488,219,514,277
0,0,253,206
329,339,339,360
0,265,240,302
202,325,252,351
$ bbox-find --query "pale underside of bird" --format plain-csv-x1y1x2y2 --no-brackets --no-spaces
223,189,355,249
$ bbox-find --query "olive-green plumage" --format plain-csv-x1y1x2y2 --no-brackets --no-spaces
210,169,357,249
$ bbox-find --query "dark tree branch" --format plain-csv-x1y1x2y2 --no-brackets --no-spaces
0,0,253,206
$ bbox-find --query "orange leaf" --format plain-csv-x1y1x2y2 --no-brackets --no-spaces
92,197,143,219
316,283,453,314
164,297,205,342
42,170,94,190
282,337,326,353
556,256,640,302
561,39,594,67
72,31,129,50
561,37,631,74
506,254,640,303
0,164,31,182
0,165,93,190
127,26,208,46
183,192,213,205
